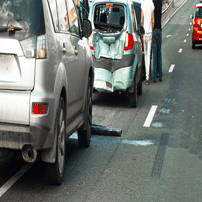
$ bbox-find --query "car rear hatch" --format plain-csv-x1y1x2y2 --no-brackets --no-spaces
0,0,45,125
91,3,126,60
194,7,202,34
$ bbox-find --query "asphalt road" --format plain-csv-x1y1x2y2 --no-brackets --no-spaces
1,0,202,201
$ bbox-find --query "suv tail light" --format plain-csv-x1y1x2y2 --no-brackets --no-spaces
33,103,48,114
89,34,94,50
37,34,46,58
124,32,134,51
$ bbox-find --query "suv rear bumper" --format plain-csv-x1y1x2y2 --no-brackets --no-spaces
0,123,53,151
93,66,135,93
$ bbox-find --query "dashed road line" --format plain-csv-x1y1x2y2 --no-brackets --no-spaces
169,64,175,73
143,105,158,127
187,33,189,36
184,39,186,42
0,163,34,197
179,48,182,53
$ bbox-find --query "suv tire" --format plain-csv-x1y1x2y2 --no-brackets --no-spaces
78,77,92,147
46,97,66,185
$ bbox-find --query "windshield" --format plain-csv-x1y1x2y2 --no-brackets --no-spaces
196,7,202,17
94,4,125,32
0,0,45,40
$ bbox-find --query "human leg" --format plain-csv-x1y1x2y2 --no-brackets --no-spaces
157,29,162,80
153,29,158,81
144,33,152,83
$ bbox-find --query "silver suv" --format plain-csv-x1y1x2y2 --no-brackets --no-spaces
0,0,93,185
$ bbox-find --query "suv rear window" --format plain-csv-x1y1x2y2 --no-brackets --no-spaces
94,4,125,32
0,0,45,40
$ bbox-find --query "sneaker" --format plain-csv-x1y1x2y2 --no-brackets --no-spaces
153,79,157,83
145,80,150,85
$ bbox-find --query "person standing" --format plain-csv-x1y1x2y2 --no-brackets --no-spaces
141,0,155,85
153,0,163,82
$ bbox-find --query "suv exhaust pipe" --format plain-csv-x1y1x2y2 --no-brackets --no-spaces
21,145,37,163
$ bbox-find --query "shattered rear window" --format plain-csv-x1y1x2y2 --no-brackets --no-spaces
94,4,125,32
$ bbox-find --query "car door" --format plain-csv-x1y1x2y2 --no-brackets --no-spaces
49,0,85,124
64,0,86,123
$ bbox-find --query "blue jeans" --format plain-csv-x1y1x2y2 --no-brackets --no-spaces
153,29,162,80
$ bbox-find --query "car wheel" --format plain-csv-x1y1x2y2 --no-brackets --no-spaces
137,68,142,96
46,97,66,185
192,40,195,49
78,77,92,147
142,54,146,80
129,76,137,108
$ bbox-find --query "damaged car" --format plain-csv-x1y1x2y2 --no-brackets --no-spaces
89,0,145,107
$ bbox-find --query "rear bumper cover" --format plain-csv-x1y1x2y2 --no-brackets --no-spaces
0,123,52,150
93,66,135,93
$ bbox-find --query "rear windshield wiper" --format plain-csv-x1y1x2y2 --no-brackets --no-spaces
0,26,22,32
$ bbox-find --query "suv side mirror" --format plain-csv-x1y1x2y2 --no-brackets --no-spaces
190,14,193,19
138,25,145,36
83,19,92,38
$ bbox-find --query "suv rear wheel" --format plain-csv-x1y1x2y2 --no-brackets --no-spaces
78,76,92,147
46,97,66,185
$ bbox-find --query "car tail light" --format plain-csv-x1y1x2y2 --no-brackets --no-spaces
37,34,46,58
124,32,134,51
89,33,94,50
193,18,201,26
33,103,48,114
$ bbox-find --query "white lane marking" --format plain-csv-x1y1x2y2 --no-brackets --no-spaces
189,28,191,31
187,34,189,36
143,105,158,127
169,64,175,73
162,0,189,28
190,23,192,25
184,39,187,42
166,35,172,38
179,48,182,53
0,163,34,197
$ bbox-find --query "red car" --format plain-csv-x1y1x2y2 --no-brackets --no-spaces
192,3,202,49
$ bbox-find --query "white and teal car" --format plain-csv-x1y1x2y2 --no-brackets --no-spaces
89,0,145,107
